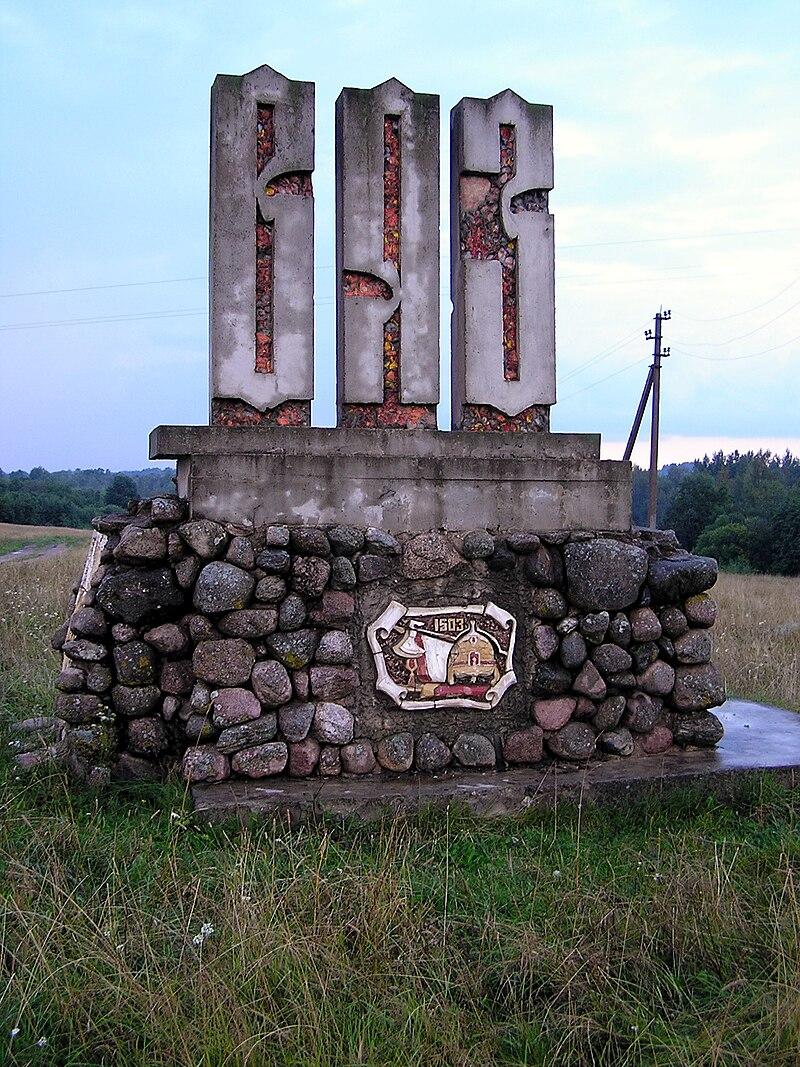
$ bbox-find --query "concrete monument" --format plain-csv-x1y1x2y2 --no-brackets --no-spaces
39,66,726,798
336,79,440,428
209,65,315,427
451,90,556,431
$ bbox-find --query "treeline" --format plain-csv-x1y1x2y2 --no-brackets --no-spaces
633,450,800,575
0,467,175,528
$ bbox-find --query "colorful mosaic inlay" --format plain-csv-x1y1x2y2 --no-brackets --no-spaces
211,398,311,427
461,403,550,433
341,115,436,430
253,104,312,380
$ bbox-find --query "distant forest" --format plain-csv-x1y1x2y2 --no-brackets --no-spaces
2,450,800,574
0,467,175,528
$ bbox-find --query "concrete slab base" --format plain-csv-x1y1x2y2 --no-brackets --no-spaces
191,700,800,822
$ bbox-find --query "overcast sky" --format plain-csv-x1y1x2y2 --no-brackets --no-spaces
1,0,799,471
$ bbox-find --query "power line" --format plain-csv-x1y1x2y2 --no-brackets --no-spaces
673,296,800,347
673,331,800,363
0,276,206,300
0,308,205,331
559,327,646,384
559,355,651,401
681,275,800,323
560,227,800,250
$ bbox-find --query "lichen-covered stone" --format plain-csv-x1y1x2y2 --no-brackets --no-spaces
564,538,648,610
110,623,138,643
533,696,575,731
629,607,662,642
193,639,255,687
592,694,626,732
673,710,724,747
174,555,201,590
452,732,495,767
225,535,255,570
531,623,559,660
264,524,290,548
358,554,394,582
530,587,567,620
143,622,187,655
277,593,307,632
216,715,278,753
330,556,357,590
184,712,215,742
659,606,689,638
642,725,673,754
341,739,377,774
193,562,255,614
365,528,401,555
638,660,675,696
290,528,331,557
573,660,607,699
159,659,194,696
309,591,355,627
327,525,364,555
231,742,288,778
96,567,183,625
250,659,292,705
112,685,160,717
524,545,564,586
313,702,354,744
310,666,358,700
674,629,713,665
647,554,718,602
254,575,287,603
591,643,633,675
218,608,277,639
70,606,108,637
126,717,168,756
600,727,634,757
403,533,461,579
266,629,319,669
86,664,113,693
684,593,717,628
319,745,342,776
608,612,632,647
487,546,517,572
631,642,659,674
256,548,291,574
547,722,596,761
113,641,156,685
211,687,261,726
114,526,167,563
278,702,315,742
560,631,587,669
624,691,661,733
63,638,107,662
315,630,354,665
291,556,331,598
181,746,229,783
150,496,183,524
377,732,414,772
461,529,494,559
579,611,610,645
505,532,541,554
56,666,85,692
502,726,544,764
673,663,725,711
178,519,228,559
415,732,451,772
288,737,321,777
532,662,572,695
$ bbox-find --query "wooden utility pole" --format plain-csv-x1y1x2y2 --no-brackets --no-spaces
623,308,670,527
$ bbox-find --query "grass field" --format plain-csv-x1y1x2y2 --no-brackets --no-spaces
1,544,799,1065
0,522,91,558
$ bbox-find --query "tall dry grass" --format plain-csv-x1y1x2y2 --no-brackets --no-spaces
1,545,800,1064
715,571,800,711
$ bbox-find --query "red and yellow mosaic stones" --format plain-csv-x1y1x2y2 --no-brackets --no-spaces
341,114,436,430
461,403,550,433
211,398,311,427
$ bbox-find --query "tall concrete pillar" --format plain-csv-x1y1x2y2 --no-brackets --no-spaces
336,78,439,429
451,90,555,431
209,65,314,426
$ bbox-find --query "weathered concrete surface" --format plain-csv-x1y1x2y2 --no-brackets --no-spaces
210,64,314,413
451,90,555,422
150,425,631,531
336,78,439,408
191,701,800,821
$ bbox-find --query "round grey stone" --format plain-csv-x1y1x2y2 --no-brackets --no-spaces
673,663,725,711
178,519,228,559
624,691,661,733
256,549,291,574
592,694,626,732
560,631,588,669
564,538,648,611
647,554,718,603
331,556,357,590
193,638,255,687
452,733,496,767
290,528,331,557
461,530,495,559
291,556,331,598
415,732,451,772
113,640,157,685
278,702,316,742
251,659,292,705
254,575,287,603
600,727,635,757
266,629,319,669
674,629,713,665
547,722,596,761
364,528,401,555
377,732,414,772
591,643,633,674
193,562,255,614
69,606,108,638
579,611,610,645
231,742,288,778
278,593,307,631
340,739,377,775
327,525,365,555
313,702,354,744
315,630,354,665
216,715,278,753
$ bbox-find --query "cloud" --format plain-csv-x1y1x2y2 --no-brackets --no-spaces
602,435,800,466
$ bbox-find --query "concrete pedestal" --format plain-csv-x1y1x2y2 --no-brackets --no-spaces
150,425,631,532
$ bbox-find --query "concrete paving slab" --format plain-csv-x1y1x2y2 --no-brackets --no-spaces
191,700,800,822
